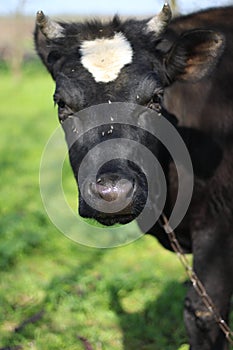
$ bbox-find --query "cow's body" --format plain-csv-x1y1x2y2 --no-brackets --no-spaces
35,6,233,349
163,9,233,349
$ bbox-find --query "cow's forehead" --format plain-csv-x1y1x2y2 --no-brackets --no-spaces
79,32,133,83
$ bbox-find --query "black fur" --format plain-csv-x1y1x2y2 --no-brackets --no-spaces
35,6,233,349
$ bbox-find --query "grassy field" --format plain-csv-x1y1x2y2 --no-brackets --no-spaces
0,64,231,350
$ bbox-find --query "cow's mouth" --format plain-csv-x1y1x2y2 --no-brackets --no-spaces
78,168,148,226
79,173,137,225
94,213,135,226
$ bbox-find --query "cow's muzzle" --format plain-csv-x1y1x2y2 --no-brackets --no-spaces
81,173,136,218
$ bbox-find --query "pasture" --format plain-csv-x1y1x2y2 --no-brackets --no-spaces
0,64,232,349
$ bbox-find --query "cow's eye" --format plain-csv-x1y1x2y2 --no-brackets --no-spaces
57,99,66,109
147,95,160,111
152,94,160,104
147,91,164,112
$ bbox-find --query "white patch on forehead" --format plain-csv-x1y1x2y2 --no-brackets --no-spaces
80,32,133,83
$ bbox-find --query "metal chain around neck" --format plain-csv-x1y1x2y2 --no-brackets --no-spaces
159,213,233,346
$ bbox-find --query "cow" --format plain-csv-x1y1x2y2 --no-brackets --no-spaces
35,4,233,349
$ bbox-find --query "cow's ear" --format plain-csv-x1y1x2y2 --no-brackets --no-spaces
34,12,65,79
165,30,225,83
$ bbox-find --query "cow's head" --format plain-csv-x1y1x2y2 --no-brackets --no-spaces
35,5,224,227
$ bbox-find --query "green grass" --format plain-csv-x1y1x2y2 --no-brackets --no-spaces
0,65,231,350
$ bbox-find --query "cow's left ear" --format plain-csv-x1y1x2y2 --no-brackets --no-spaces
34,11,65,79
165,30,225,83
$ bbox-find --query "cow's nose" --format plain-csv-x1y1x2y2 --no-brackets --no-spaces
90,174,134,202
81,173,137,215
93,175,134,202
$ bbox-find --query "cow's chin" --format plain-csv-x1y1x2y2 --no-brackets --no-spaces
93,214,135,226
78,204,137,226
79,207,136,226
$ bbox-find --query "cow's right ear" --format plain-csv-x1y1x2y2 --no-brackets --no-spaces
164,29,225,83
34,11,65,79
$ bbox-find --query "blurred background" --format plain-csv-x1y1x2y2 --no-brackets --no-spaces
0,1,232,350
